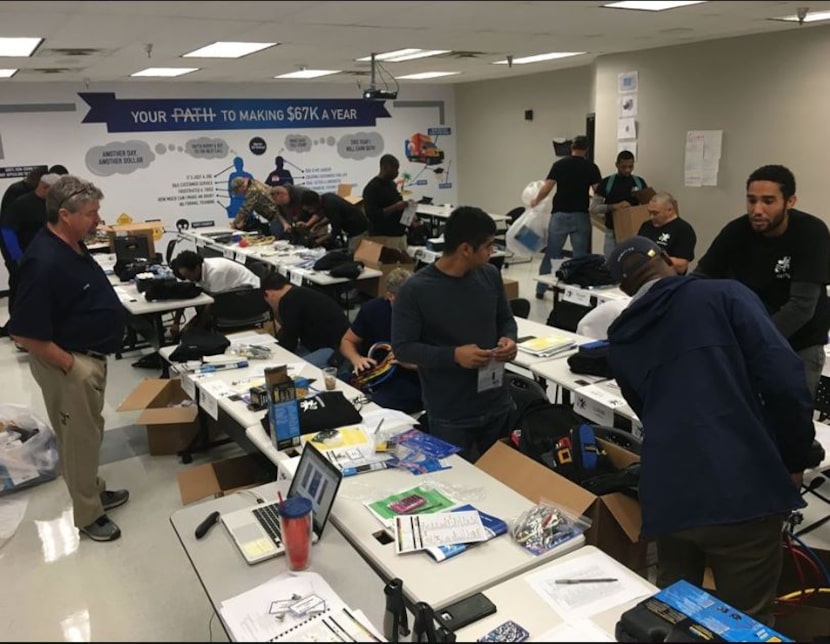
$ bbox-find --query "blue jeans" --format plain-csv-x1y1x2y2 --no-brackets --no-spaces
536,211,591,295
297,346,334,369
603,229,617,260
428,403,514,463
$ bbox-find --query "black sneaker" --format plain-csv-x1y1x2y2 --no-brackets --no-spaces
535,292,545,300
101,489,130,511
132,352,161,369
79,515,121,542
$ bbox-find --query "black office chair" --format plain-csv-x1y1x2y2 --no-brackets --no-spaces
510,298,531,319
165,238,179,266
506,372,548,413
246,259,273,281
208,287,272,333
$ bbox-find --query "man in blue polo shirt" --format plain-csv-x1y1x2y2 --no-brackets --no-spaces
9,175,129,542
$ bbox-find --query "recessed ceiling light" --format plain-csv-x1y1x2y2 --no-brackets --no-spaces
130,67,199,78
773,10,830,23
0,37,43,57
395,71,460,80
275,69,341,79
0,68,17,78
603,1,706,10
493,52,586,65
182,41,277,58
356,49,449,63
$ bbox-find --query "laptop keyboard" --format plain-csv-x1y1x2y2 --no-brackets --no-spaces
252,503,283,545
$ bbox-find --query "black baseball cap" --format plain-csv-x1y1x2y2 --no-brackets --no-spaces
608,236,662,283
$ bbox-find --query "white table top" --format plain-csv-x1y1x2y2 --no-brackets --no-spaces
535,275,629,306
451,545,657,642
416,203,510,225
408,245,507,265
326,454,584,610
169,481,386,640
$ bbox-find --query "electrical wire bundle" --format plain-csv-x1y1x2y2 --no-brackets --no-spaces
774,518,830,616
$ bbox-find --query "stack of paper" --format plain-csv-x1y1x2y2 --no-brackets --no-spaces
218,571,385,642
517,335,576,357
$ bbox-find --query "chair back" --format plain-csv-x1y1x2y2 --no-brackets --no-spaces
209,287,272,332
510,298,531,319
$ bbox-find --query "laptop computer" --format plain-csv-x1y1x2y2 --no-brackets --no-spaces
221,441,343,564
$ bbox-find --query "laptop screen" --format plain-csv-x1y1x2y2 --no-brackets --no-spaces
287,441,342,536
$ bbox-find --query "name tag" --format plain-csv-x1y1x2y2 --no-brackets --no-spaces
290,269,304,286
235,251,247,264
223,247,235,259
562,287,592,307
477,359,505,393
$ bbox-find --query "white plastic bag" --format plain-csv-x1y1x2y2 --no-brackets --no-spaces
0,404,59,496
506,180,553,258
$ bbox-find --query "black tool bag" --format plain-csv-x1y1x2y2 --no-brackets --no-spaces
144,280,203,301
555,254,615,287
168,329,230,362
313,249,353,271
567,340,613,378
329,261,364,279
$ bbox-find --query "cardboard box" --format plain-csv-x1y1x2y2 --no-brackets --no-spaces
477,438,647,571
612,204,652,242
101,222,159,257
176,454,265,505
353,238,416,297
117,378,199,456
503,277,519,300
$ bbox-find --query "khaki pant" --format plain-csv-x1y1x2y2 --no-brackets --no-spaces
796,344,825,402
29,353,108,528
656,515,785,624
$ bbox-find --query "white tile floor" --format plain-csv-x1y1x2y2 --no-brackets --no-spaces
0,255,827,641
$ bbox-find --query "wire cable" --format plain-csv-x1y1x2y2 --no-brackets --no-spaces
787,530,830,585
778,587,830,601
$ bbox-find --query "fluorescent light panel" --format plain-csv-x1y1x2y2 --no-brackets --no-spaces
182,41,277,58
0,68,17,78
356,49,449,62
396,71,460,80
131,67,199,77
604,1,706,10
774,10,830,23
0,37,42,57
493,52,585,65
275,69,340,79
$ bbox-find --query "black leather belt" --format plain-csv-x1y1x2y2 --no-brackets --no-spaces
76,349,108,361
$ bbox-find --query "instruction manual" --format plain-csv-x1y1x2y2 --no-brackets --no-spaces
394,510,489,554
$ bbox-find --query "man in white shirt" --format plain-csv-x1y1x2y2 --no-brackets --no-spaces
576,299,629,340
169,250,260,336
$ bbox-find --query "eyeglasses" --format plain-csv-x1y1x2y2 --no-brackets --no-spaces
58,185,91,212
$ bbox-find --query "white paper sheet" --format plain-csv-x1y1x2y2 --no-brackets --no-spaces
525,551,653,620
618,94,638,118
540,619,614,642
394,511,489,554
617,118,636,141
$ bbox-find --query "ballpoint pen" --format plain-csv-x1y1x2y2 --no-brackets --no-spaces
554,578,618,585
341,462,388,477
195,360,249,374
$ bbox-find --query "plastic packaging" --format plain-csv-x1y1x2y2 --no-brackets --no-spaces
511,499,591,556
506,180,553,259
0,405,59,497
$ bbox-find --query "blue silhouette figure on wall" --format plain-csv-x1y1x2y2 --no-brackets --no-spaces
226,156,254,220
265,155,294,187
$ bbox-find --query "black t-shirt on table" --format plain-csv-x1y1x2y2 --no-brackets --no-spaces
696,209,830,350
546,156,602,214
276,286,350,353
595,174,648,229
637,217,697,264
362,176,405,236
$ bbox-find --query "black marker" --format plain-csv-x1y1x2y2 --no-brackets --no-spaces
194,511,220,539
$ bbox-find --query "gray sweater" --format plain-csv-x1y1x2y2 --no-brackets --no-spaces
392,263,517,421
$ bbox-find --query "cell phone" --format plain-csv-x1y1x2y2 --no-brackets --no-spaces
478,620,530,642
435,593,497,631
389,494,427,514
517,335,535,343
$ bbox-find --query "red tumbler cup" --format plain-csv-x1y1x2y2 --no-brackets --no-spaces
278,496,313,571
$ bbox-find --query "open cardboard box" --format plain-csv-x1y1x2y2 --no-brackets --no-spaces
477,438,647,571
117,378,199,456
176,454,267,505
612,187,657,242
354,238,415,297
337,182,364,207
100,222,160,256
503,277,519,300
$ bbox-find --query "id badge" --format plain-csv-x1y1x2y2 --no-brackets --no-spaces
477,359,504,393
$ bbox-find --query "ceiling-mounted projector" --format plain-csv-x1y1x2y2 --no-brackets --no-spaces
363,88,397,100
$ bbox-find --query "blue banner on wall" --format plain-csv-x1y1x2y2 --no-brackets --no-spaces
79,93,392,133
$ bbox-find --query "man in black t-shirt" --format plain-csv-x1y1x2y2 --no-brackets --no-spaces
590,151,649,258
298,190,369,250
261,272,349,369
362,154,414,250
695,164,830,398
637,192,696,274
530,135,602,298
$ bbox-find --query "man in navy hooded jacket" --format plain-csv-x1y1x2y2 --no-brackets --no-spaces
606,236,814,623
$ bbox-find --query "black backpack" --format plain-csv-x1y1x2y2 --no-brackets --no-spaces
567,340,613,378
555,254,615,288
144,280,203,301
168,328,230,362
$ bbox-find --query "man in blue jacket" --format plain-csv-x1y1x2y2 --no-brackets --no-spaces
606,236,814,623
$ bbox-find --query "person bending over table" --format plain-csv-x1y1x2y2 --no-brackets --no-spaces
392,206,517,462
606,236,814,624
261,272,349,369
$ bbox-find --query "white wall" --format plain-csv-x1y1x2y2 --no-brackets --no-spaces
593,23,830,262
455,66,593,217
0,81,456,288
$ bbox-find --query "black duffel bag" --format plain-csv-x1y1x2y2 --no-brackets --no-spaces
168,328,230,362
144,280,203,301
